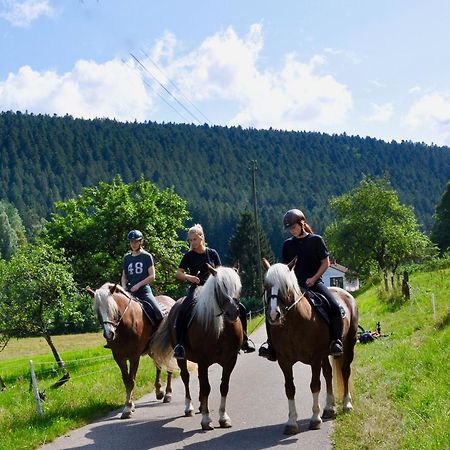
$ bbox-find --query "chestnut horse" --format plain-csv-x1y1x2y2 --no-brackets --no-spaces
88,283,175,419
151,265,243,430
263,259,358,435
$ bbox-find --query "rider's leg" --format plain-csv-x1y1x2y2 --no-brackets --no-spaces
138,285,164,322
239,303,255,352
258,319,277,361
173,287,196,359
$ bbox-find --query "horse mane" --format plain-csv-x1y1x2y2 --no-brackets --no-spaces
195,266,241,337
93,282,119,319
265,263,302,299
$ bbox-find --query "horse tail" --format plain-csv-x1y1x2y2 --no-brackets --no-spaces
150,317,177,371
331,356,345,399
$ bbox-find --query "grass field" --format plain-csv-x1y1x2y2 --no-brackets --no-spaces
0,268,448,449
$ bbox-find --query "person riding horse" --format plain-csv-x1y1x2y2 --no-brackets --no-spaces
173,224,255,360
259,209,344,361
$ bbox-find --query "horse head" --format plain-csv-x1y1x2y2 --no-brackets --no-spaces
263,258,300,326
88,283,126,342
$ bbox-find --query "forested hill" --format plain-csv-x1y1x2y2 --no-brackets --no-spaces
1,111,449,257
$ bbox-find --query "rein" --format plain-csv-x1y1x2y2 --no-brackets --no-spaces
270,289,305,313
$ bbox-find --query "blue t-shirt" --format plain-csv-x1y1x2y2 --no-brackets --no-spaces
123,250,154,289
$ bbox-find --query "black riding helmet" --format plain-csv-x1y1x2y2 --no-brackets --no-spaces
283,209,305,229
127,229,143,240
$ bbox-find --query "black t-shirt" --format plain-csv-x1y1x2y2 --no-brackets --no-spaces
281,233,329,286
179,248,221,286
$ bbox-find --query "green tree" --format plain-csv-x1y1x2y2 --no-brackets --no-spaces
226,210,275,309
0,200,26,259
41,176,190,291
325,176,434,290
0,243,77,366
431,181,450,254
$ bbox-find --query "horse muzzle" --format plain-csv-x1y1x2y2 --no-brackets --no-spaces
267,307,282,326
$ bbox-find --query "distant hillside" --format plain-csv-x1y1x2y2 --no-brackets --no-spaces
0,111,449,257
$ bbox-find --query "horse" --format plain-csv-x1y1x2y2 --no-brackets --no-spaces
151,264,243,430
262,259,358,435
88,283,176,419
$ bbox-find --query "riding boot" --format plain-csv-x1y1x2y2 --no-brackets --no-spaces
239,303,255,353
329,313,344,356
258,319,277,361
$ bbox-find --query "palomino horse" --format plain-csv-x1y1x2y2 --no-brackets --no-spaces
151,265,243,430
262,259,358,435
88,283,175,419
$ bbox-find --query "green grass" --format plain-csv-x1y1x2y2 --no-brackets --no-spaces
0,335,163,450
333,267,450,450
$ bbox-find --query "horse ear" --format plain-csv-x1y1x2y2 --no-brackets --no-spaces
287,257,297,271
86,287,95,297
233,261,240,273
262,258,271,271
207,263,218,277
110,283,118,295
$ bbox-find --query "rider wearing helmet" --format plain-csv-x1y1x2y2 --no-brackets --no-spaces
122,229,164,325
259,209,344,360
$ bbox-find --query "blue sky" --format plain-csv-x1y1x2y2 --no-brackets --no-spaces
1,0,450,146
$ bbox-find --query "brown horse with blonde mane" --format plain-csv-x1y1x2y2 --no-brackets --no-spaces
262,258,358,435
88,283,175,419
151,264,243,431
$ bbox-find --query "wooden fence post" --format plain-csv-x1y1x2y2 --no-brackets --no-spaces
29,360,43,418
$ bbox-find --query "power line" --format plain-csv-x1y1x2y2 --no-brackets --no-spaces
139,48,212,125
130,52,203,125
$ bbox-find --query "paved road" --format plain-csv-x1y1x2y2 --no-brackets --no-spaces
40,326,333,450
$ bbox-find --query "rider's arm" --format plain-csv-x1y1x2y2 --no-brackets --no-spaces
305,257,330,287
176,267,200,284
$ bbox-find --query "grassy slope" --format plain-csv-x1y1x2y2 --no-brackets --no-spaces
333,267,450,450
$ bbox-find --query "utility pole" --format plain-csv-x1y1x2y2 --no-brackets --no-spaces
250,160,264,301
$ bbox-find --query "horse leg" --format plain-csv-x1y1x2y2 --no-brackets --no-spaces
121,356,139,419
218,356,237,428
309,361,323,430
177,359,194,416
278,359,299,435
342,338,356,412
154,365,164,400
198,364,213,430
321,356,336,419
163,371,173,403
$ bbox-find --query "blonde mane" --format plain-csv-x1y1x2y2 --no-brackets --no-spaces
93,282,119,320
265,263,302,299
194,267,241,338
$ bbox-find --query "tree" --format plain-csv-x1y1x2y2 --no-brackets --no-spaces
0,200,26,259
0,243,77,367
325,176,434,290
226,210,275,308
41,176,190,292
431,181,450,254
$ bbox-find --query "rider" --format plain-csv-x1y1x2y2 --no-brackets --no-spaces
122,230,165,325
259,209,344,360
173,224,255,360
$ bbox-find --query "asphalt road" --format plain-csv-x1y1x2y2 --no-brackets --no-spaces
40,325,333,450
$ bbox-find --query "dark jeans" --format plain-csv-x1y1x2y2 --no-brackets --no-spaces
132,285,164,321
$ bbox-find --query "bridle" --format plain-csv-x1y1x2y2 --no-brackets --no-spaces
214,286,239,318
267,288,305,314
102,294,133,329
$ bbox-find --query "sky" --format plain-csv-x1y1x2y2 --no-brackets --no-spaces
1,0,450,146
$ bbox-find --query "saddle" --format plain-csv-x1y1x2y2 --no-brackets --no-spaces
303,288,346,325
138,298,168,326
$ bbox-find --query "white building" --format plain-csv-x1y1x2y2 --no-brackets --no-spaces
322,262,359,292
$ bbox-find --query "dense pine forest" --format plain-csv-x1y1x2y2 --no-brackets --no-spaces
1,111,449,257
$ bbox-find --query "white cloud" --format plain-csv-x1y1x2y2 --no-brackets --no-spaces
409,86,421,94
0,0,53,27
404,92,450,145
0,60,152,121
157,24,352,132
365,102,394,123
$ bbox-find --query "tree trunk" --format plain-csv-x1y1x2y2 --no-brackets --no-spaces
0,375,6,390
383,271,389,291
43,333,65,369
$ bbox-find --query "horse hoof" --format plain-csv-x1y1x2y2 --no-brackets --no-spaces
219,419,232,428
309,419,322,430
322,408,336,419
201,422,214,431
163,394,172,403
120,411,133,419
185,409,194,417
155,391,164,400
283,424,299,435
343,404,353,413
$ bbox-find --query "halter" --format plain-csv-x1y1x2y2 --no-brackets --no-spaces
102,294,133,329
214,286,238,317
268,289,305,313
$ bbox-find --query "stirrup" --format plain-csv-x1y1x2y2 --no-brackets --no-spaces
173,344,185,360
329,339,343,356
258,343,277,361
242,339,255,353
